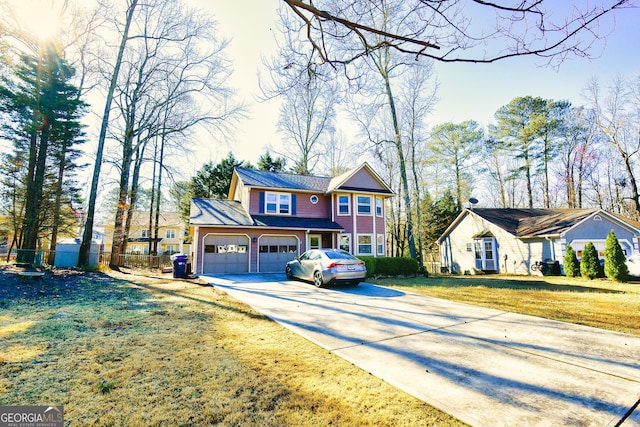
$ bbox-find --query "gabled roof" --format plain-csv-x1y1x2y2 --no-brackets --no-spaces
230,163,394,196
438,208,640,243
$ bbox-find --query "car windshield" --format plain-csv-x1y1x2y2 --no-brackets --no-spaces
325,251,357,260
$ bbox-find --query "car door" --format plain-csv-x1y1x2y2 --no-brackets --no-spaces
299,250,319,280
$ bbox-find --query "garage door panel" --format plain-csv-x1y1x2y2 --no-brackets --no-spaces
203,235,249,274
259,236,298,273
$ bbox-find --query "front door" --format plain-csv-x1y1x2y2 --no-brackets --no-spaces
474,238,496,271
309,234,321,250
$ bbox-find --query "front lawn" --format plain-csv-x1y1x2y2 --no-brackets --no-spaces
0,266,463,426
372,274,640,336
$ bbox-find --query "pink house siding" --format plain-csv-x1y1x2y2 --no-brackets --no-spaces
294,193,331,218
347,169,386,190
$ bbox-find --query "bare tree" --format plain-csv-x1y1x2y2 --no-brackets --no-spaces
282,0,636,66
261,8,339,175
585,75,640,217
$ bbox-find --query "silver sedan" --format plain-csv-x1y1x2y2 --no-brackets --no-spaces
285,249,367,287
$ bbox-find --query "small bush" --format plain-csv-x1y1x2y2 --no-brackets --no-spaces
357,256,377,277
98,378,115,394
604,230,629,282
564,244,580,278
580,242,601,280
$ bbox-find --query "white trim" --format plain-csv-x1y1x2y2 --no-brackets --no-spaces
356,195,373,216
338,233,352,253
265,191,292,215
337,194,351,216
356,233,374,256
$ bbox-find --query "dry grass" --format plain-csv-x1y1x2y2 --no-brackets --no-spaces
0,266,464,426
373,274,640,336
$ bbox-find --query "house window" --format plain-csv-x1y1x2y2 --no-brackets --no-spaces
165,229,176,239
466,243,473,252
141,229,149,238
265,192,291,215
375,198,383,216
357,234,373,255
338,195,350,215
339,234,351,253
164,245,177,254
357,196,372,215
377,234,385,255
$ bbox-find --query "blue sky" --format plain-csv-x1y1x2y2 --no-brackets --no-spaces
194,1,640,166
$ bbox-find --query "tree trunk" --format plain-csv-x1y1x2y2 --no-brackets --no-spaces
79,0,139,267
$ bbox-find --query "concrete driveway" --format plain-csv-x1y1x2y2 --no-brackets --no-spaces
201,274,640,427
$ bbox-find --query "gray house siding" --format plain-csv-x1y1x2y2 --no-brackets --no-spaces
563,214,637,258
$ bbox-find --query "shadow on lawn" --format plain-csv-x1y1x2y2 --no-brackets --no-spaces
380,275,624,294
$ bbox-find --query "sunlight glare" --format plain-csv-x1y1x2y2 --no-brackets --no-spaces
15,0,63,42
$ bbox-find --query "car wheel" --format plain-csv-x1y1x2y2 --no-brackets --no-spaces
285,265,293,280
313,271,324,288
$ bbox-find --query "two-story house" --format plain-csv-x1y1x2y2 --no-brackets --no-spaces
189,163,394,275
102,211,187,255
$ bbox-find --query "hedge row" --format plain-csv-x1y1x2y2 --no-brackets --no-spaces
357,256,419,277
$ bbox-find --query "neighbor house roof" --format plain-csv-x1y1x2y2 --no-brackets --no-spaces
438,208,640,243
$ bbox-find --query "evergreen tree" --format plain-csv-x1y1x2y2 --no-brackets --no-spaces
0,43,86,263
422,191,461,251
604,230,629,282
257,151,286,172
580,242,601,280
563,244,580,278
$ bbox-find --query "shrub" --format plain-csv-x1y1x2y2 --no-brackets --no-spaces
563,244,580,278
356,256,419,277
580,242,601,280
604,230,629,282
357,256,377,277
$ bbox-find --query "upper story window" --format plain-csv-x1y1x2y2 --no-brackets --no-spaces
165,229,176,239
265,192,291,214
141,229,149,238
375,198,383,216
357,196,372,215
338,195,350,215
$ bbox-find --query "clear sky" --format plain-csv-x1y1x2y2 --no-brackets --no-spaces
175,1,640,169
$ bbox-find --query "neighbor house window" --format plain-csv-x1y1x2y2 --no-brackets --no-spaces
377,234,385,255
141,229,149,238
338,195,350,215
339,234,351,253
165,229,176,239
357,234,373,255
376,198,383,216
357,196,372,215
265,192,291,214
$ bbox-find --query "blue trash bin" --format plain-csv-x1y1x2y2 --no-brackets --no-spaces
172,255,189,278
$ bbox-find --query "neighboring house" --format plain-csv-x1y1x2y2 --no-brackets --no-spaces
437,208,640,275
189,163,394,275
102,212,187,255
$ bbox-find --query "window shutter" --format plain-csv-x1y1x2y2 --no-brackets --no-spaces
291,194,297,215
259,192,264,213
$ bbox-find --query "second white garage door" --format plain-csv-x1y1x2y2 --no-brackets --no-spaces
259,236,298,273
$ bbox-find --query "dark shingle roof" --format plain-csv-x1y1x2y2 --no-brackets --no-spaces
252,215,343,230
471,208,598,237
235,167,331,192
190,198,254,226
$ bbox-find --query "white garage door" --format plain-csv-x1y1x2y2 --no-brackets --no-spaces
203,235,249,274
259,236,298,273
